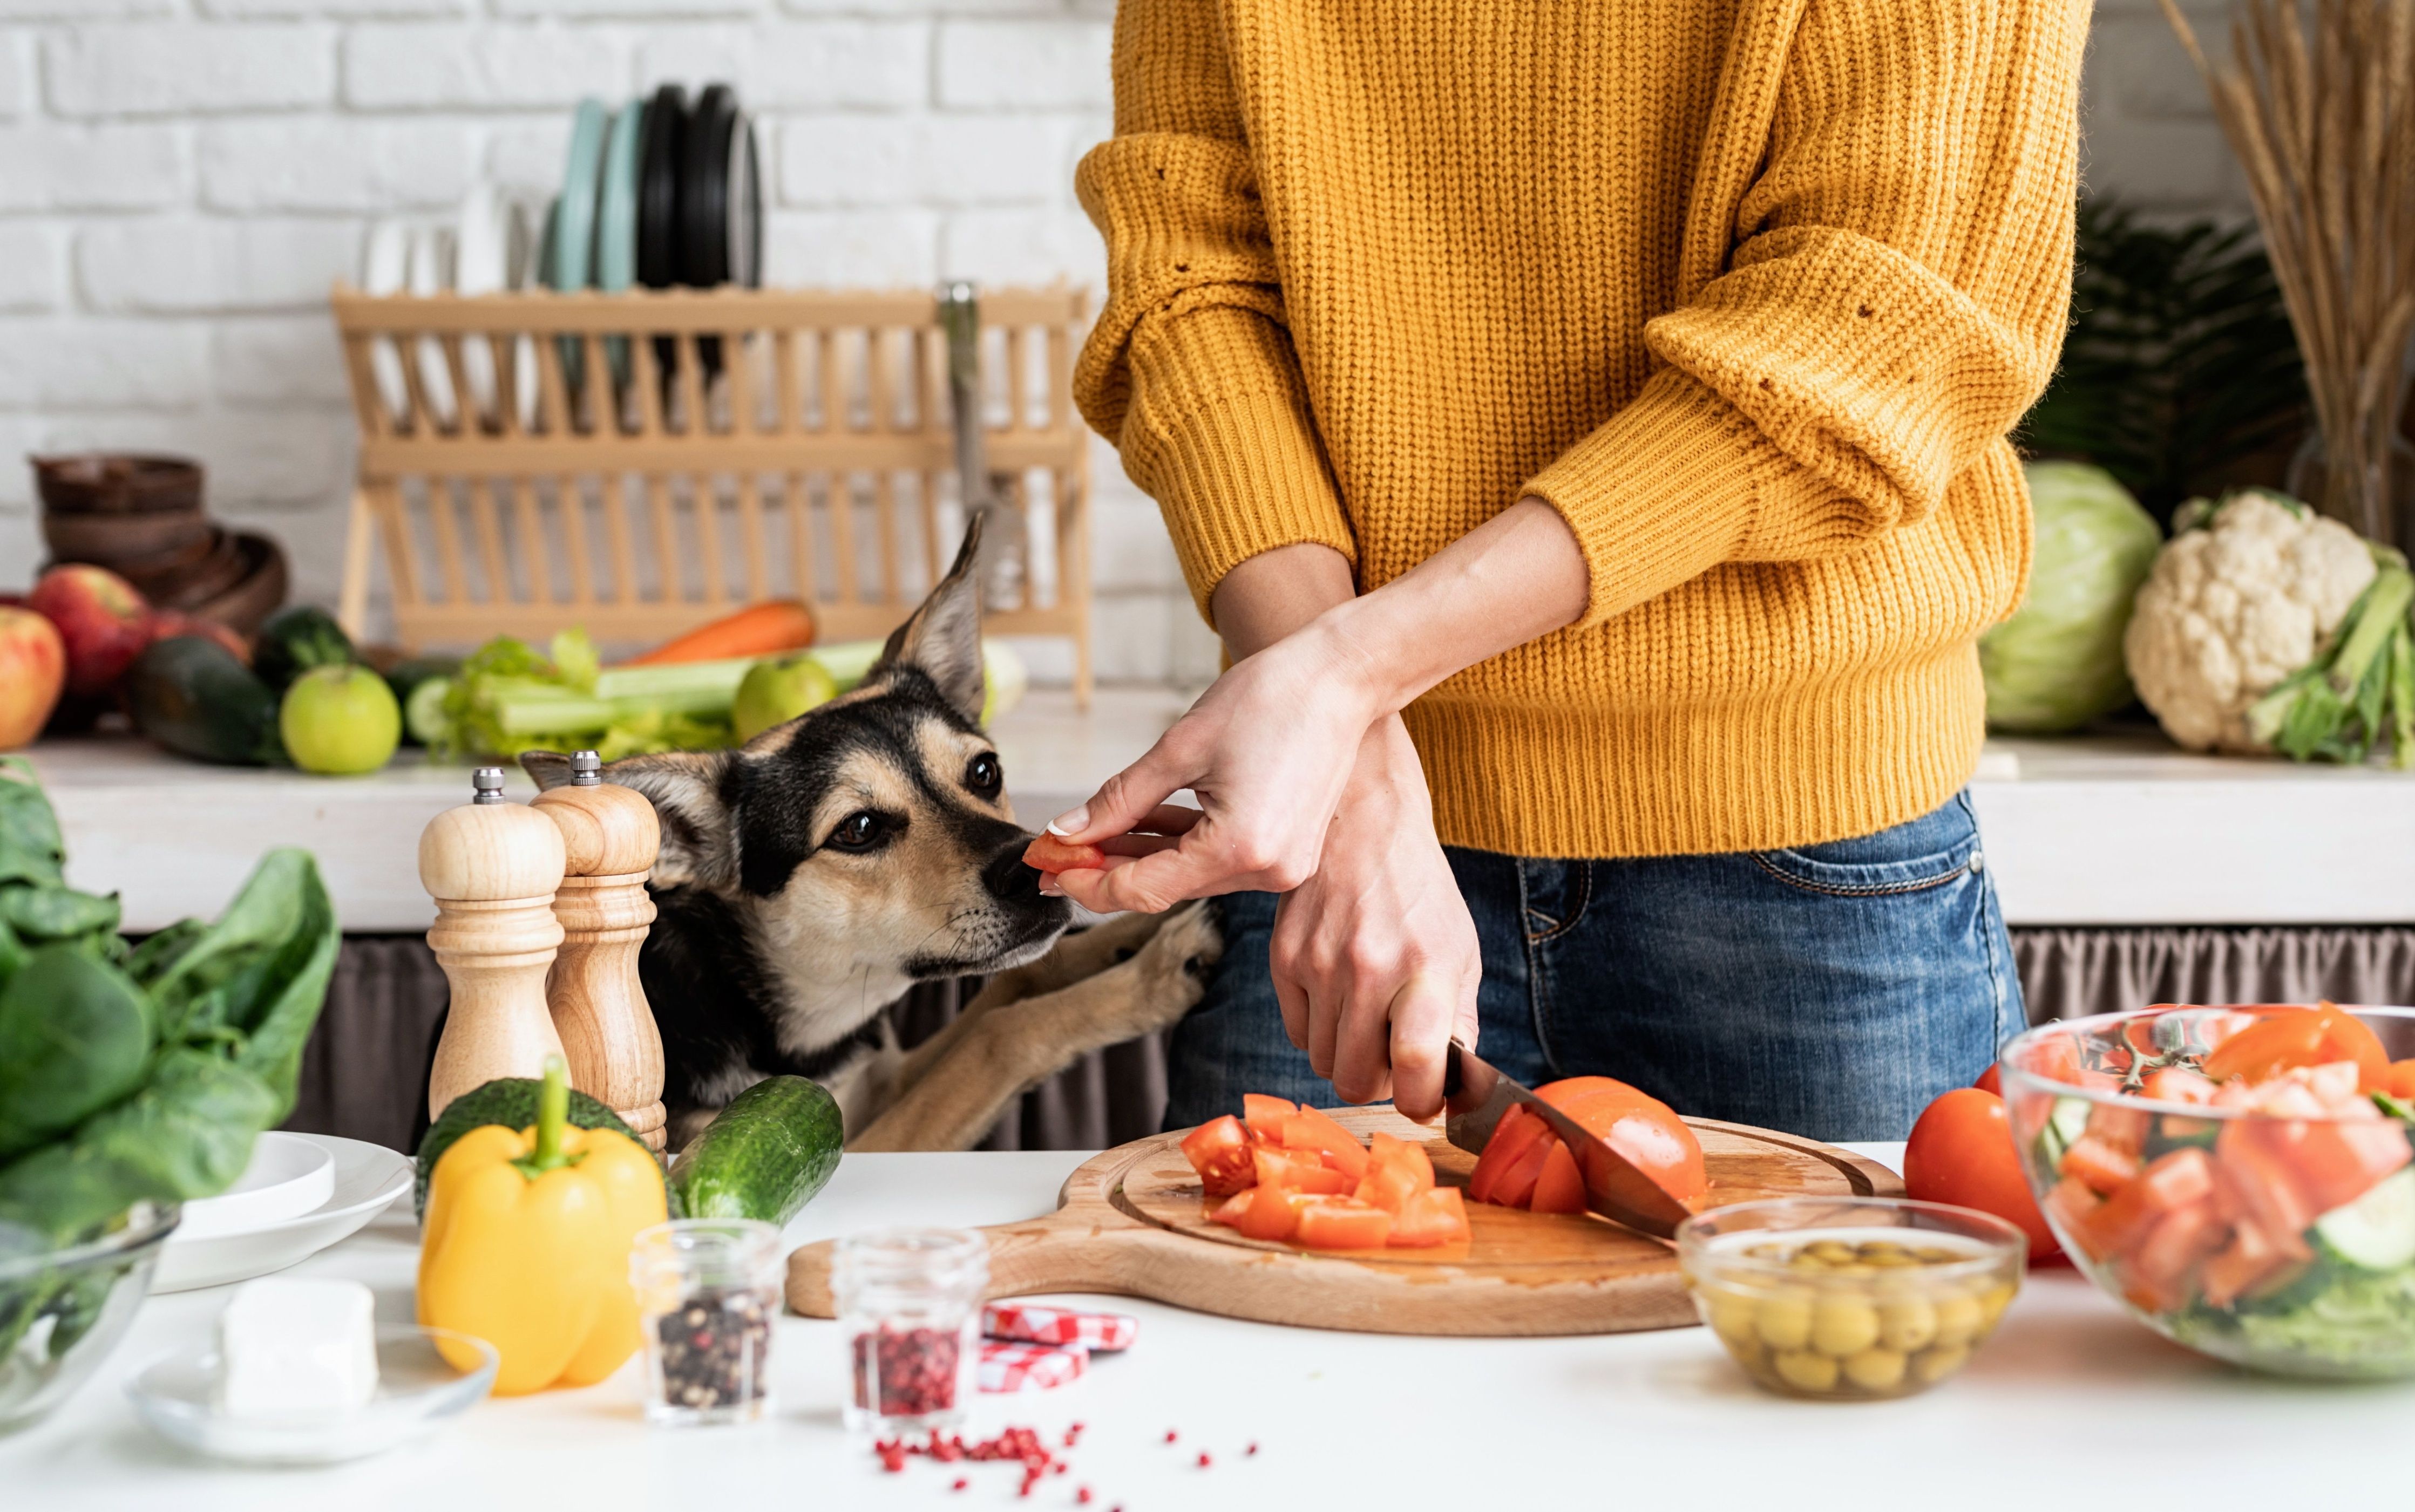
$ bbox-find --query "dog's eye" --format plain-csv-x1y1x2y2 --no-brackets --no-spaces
825,811,889,852
965,752,1002,799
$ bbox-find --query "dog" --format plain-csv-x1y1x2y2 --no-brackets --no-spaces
523,528,1220,1152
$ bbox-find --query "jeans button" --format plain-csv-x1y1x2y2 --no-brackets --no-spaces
1968,849,1985,874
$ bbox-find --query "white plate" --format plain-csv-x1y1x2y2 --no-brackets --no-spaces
455,182,525,428
362,220,412,427
153,1136,412,1295
128,1325,496,1466
171,1133,334,1242
408,223,460,431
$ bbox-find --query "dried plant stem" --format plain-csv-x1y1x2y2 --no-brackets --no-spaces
2162,0,2415,544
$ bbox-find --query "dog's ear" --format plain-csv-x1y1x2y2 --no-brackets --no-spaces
595,749,737,890
519,750,574,791
867,515,986,724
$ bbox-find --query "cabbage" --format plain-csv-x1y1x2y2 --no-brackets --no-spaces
1981,461,2163,733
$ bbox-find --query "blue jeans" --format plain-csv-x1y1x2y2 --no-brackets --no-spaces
1162,791,2020,1143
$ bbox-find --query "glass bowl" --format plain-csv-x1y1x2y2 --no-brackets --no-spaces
1677,1197,2024,1400
126,1324,498,1465
0,1201,180,1433
2002,1004,2415,1380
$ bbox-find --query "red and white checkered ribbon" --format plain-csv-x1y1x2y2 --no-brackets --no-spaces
976,1339,1087,1393
982,1304,1138,1352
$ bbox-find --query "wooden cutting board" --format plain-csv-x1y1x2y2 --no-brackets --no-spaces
786,1105,1901,1337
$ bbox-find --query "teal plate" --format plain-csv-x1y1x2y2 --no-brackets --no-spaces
551,97,609,399
596,96,645,391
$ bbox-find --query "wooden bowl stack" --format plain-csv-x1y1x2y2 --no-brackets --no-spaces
34,454,289,634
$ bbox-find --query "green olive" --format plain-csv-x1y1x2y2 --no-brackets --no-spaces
1913,1343,1971,1383
1862,1251,1916,1269
1856,1240,1910,1259
1841,1346,1908,1391
1974,1282,2017,1331
1932,1293,1983,1348
1705,1289,1761,1348
1787,1251,1830,1272
1754,1288,1814,1350
1809,1296,1881,1357
1803,1240,1857,1264
1877,1294,1938,1352
1772,1349,1840,1393
1914,1246,1963,1264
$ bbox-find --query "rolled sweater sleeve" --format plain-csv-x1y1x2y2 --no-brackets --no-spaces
1071,0,1355,623
1525,0,2084,629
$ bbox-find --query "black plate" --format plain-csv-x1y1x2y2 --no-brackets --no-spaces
636,83,687,291
681,83,736,291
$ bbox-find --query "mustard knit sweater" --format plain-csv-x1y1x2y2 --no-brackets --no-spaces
1072,0,2086,860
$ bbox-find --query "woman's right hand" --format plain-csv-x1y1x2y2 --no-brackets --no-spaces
1042,618,1386,915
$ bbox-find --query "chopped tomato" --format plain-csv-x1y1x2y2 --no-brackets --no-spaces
2386,1060,2415,1100
1387,1187,1472,1248
2060,1133,2143,1196
1242,1094,1297,1144
1207,1189,1254,1227
1973,1064,2003,1095
1253,1146,1352,1196
1528,1136,1585,1215
1236,1184,1309,1242
2142,1066,2219,1105
2121,1196,2229,1314
2083,1099,2151,1156
2044,1177,2108,1262
2201,1218,2301,1309
2202,1003,2389,1091
1534,1076,1707,1209
2226,1109,2412,1218
1180,1115,1256,1198
1484,1126,1557,1210
1903,1088,2059,1261
1466,1105,1550,1205
1022,832,1107,874
1294,1197,1393,1250
1282,1106,1372,1180
2085,1147,2216,1260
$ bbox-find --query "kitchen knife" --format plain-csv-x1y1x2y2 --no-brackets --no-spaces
1441,1040,1697,1241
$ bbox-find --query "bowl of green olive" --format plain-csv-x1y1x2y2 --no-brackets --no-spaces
1676,1197,2024,1400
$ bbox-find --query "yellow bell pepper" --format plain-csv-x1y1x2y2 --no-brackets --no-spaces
417,1057,667,1395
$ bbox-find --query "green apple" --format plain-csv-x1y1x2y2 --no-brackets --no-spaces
280,664,402,775
732,653,840,742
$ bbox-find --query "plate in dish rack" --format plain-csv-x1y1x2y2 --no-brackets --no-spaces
154,1135,412,1294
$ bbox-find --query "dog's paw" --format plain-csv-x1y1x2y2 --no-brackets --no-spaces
1120,900,1224,1029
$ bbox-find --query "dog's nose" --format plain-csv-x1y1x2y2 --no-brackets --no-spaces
983,836,1047,903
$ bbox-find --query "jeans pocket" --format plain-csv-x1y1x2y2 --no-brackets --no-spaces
1748,792,1982,899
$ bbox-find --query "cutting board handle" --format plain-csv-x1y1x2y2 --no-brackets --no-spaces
784,1214,1141,1318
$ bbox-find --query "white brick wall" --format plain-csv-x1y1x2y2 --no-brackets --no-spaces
0,0,2250,692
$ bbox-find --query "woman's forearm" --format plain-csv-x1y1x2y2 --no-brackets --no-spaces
1313,498,1590,714
1208,541,1360,660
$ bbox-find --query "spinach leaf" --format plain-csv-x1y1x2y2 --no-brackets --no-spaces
0,758,65,890
123,919,207,990
1,886,120,946
147,850,338,1114
0,948,156,1162
0,1050,280,1241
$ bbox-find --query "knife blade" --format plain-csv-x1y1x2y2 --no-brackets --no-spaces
1441,1040,1695,1241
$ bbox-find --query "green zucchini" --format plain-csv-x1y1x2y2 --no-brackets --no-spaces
669,1076,843,1227
413,1076,648,1220
124,636,282,766
252,605,355,694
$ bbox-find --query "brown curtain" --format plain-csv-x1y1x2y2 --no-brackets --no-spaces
287,927,2415,1154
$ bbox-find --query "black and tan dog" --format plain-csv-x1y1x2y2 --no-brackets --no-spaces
523,530,1219,1152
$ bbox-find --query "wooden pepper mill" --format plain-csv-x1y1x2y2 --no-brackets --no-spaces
421,767,568,1120
532,750,668,1151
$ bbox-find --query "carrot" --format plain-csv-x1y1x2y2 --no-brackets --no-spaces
626,601,815,665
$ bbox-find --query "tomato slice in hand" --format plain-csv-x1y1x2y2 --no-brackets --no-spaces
1282,1107,1372,1180
1293,1198,1394,1250
1387,1187,1471,1248
1180,1115,1256,1198
1904,1088,2060,1262
1528,1137,1586,1215
1022,833,1107,874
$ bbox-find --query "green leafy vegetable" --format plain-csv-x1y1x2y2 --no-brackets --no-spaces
1982,461,2165,732
433,629,743,761
2243,557,2415,767
0,950,156,1161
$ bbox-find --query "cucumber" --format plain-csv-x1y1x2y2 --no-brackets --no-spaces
413,1076,646,1220
669,1076,843,1227
2315,1166,2415,1272
2037,1095,2090,1172
252,605,355,694
124,635,282,766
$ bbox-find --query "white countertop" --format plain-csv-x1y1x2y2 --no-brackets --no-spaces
8,1143,2405,1512
23,699,2415,931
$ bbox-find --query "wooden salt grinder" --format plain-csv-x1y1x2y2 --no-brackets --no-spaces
421,767,568,1120
532,751,667,1150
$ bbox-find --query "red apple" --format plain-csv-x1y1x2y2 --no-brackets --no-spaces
27,564,151,697
145,610,250,666
0,605,66,749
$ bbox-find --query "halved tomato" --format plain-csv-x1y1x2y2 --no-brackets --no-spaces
1236,1184,1309,1242
1283,1106,1372,1180
1022,832,1107,874
1387,1187,1472,1248
1243,1093,1298,1144
2203,1004,2389,1091
1528,1136,1585,1215
1535,1076,1708,1209
1180,1115,1256,1198
1254,1146,1352,1196
1294,1197,1393,1250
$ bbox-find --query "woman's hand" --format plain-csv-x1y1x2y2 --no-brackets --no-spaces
1270,715,1480,1117
1043,619,1385,914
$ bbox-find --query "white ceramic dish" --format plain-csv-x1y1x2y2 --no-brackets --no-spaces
515,196,556,433
455,182,527,428
408,223,460,430
152,1135,411,1295
171,1133,334,1243
362,220,412,426
127,1325,497,1466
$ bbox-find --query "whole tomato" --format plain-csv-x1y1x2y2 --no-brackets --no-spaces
1903,1087,2060,1263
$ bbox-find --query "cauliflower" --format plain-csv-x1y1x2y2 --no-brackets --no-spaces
2123,489,2378,753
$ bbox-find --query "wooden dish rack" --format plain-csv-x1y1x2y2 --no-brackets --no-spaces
329,284,1094,698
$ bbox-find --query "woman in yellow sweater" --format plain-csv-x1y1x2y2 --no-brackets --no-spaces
1046,0,2086,1141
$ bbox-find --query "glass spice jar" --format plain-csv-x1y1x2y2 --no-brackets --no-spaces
831,1227,988,1438
630,1219,783,1426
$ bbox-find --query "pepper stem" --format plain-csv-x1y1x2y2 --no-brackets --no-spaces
511,1054,582,1180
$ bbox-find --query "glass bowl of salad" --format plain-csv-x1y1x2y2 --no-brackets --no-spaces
2000,1004,2415,1379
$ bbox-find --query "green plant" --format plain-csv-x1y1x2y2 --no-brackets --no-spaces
2020,200,2307,528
